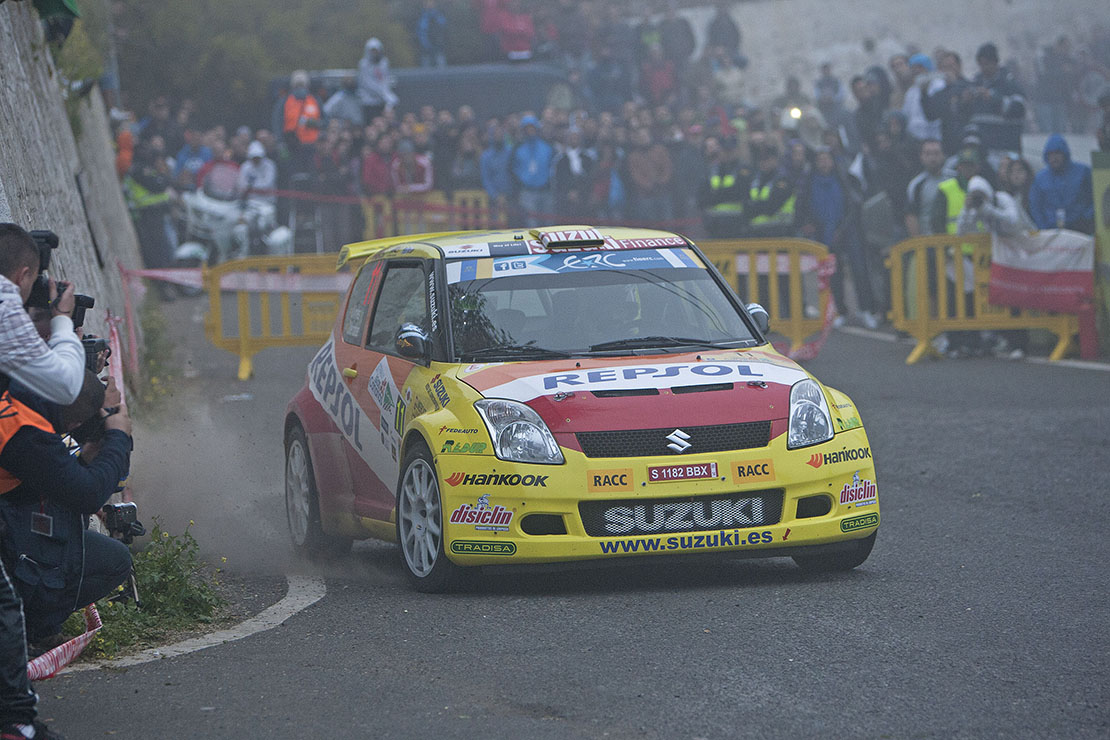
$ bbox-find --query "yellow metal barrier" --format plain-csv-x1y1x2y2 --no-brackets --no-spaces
362,190,501,240
393,192,451,236
698,238,830,354
451,189,501,230
361,195,394,240
204,254,350,380
885,233,1078,364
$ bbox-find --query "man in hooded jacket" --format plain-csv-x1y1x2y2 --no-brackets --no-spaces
358,38,398,122
1028,134,1095,234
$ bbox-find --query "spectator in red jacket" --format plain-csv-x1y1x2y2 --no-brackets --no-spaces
641,44,678,107
496,0,534,61
361,135,395,196
391,139,434,194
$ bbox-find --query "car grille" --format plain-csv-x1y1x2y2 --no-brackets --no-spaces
575,421,771,458
580,490,784,537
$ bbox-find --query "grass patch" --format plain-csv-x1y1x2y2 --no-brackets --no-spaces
63,520,224,659
131,298,179,414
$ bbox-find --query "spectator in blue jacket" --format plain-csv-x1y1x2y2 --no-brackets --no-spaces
171,128,212,189
417,0,448,68
480,124,512,222
510,115,555,227
1028,134,1095,234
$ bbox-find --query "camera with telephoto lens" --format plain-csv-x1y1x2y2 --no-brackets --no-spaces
71,293,94,329
23,230,93,322
24,230,59,310
102,502,145,544
82,335,110,372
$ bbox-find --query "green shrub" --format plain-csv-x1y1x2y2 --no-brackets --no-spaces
63,519,224,659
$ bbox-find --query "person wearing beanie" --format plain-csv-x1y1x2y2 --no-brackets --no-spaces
358,38,398,122
955,175,1033,358
238,140,277,207
903,53,944,142
956,175,1032,237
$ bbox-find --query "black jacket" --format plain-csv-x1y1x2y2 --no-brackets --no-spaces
0,389,131,635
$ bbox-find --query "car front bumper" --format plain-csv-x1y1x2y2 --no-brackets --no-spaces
438,427,879,566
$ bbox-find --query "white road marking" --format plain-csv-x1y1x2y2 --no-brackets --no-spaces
1026,357,1110,372
836,327,1110,371
836,326,904,343
63,574,326,673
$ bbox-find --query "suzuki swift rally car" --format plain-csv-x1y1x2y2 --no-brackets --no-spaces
284,227,878,591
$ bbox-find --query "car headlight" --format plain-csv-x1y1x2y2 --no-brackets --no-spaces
475,399,565,465
787,379,834,449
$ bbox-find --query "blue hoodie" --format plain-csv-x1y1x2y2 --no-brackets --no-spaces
1028,134,1095,233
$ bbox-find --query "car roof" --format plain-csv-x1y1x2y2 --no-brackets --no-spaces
337,226,692,268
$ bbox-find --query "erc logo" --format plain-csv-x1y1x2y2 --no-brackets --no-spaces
806,446,872,469
732,459,775,483
588,469,633,492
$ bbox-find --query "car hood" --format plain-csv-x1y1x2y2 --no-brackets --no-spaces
456,348,808,432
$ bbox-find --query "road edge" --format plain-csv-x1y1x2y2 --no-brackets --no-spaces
62,574,326,673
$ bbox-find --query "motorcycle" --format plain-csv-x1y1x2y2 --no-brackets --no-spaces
173,163,292,293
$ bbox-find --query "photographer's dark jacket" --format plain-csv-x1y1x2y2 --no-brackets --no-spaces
0,388,131,632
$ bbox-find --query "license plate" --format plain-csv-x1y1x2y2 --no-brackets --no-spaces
647,462,719,483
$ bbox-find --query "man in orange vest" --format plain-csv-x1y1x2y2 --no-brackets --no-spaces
0,373,125,740
281,69,322,174
0,372,132,641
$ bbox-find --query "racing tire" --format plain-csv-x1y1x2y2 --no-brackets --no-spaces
285,423,352,557
396,442,459,593
792,532,876,573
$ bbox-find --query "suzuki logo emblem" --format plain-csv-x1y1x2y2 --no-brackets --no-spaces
665,429,692,453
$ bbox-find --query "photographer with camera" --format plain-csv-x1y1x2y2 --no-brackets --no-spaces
0,223,88,740
0,224,83,405
0,371,133,653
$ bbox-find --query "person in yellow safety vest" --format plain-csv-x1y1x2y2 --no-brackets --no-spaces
928,146,983,355
929,146,983,251
743,144,796,237
697,135,751,237
123,137,178,300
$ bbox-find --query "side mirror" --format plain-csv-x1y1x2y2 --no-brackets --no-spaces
395,323,428,360
746,303,770,335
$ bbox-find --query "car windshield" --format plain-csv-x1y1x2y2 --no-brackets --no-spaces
446,248,758,360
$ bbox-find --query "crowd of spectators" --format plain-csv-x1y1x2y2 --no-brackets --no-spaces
0,224,135,740
109,5,1108,333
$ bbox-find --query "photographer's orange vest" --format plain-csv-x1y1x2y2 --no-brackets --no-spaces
0,390,54,495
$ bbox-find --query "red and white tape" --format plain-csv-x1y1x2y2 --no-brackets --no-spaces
27,604,101,680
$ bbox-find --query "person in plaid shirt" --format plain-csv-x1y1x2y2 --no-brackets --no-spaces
0,222,84,740
0,224,83,405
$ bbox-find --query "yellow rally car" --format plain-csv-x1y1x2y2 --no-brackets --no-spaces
284,226,878,591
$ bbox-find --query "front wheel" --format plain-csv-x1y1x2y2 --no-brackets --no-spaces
285,423,351,557
397,443,459,592
792,532,876,572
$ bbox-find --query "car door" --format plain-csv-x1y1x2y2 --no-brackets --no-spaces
311,258,383,527
341,258,435,523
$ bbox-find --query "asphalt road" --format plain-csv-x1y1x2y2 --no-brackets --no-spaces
38,307,1110,739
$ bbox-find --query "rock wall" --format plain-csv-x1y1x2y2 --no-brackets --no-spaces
0,3,143,357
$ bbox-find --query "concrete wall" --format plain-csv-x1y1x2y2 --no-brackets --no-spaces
682,0,1110,105
0,3,143,355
